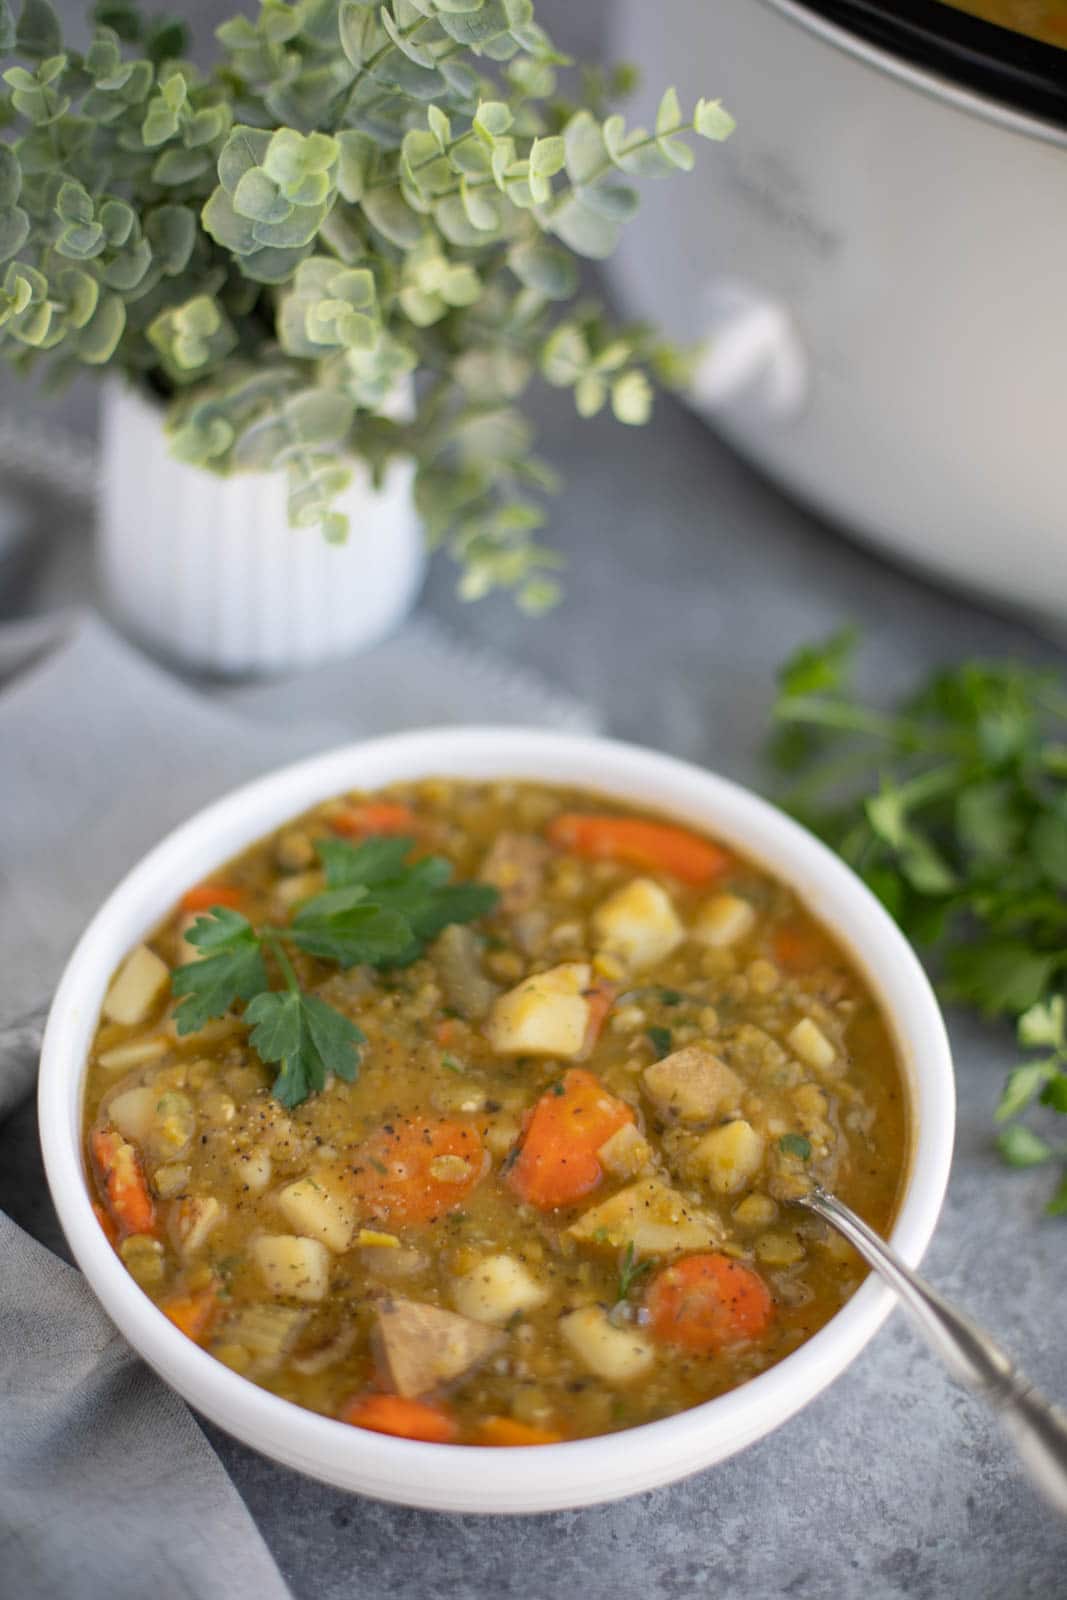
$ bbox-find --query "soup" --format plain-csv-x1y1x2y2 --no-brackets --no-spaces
82,780,908,1446
941,0,1067,47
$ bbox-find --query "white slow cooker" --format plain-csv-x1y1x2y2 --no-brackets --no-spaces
610,0,1067,631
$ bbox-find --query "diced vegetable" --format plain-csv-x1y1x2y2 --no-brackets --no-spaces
163,1286,218,1342
486,962,594,1058
451,1254,549,1325
102,944,170,1026
181,883,244,913
692,893,756,949
107,1086,157,1144
559,1306,654,1384
642,1044,743,1124
340,1393,459,1443
277,1170,359,1252
772,921,834,972
170,1195,223,1255
252,1234,331,1302
547,813,731,886
150,1091,196,1160
569,1179,722,1258
375,1298,503,1398
119,1232,165,1286
577,979,618,1059
596,1122,651,1180
433,923,499,1020
96,1035,169,1072
788,1018,837,1072
691,1120,765,1195
592,878,684,972
479,832,550,914
153,1162,191,1199
755,1230,806,1266
91,1126,157,1237
506,1069,634,1211
477,1417,563,1446
345,1118,487,1224
330,802,419,837
215,1304,307,1373
646,1254,773,1351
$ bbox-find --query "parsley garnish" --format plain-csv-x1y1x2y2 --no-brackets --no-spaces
171,835,498,1107
779,1132,812,1161
770,632,1067,1213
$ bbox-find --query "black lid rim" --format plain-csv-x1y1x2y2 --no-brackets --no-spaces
790,0,1067,128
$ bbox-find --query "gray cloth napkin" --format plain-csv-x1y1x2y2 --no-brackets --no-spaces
0,607,594,1600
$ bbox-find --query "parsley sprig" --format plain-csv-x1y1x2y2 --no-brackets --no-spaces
769,631,1067,1214
171,835,499,1108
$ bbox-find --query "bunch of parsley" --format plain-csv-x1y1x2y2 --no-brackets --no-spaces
768,630,1067,1214
171,835,498,1108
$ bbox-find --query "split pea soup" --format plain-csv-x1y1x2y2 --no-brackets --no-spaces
83,779,908,1446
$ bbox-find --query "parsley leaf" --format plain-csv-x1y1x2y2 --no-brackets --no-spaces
779,1133,812,1161
172,910,268,1034
647,1025,673,1058
768,633,1067,1216
246,989,365,1109
168,833,500,1108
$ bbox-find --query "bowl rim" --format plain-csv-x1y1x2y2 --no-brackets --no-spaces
38,726,955,1514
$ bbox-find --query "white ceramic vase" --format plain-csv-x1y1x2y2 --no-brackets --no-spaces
98,380,425,676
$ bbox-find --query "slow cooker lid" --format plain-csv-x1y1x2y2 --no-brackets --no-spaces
795,0,1067,128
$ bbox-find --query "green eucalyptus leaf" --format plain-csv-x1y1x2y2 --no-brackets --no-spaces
232,166,288,223
694,96,736,141
144,203,195,273
548,189,620,259
507,235,575,299
459,175,498,231
76,288,124,361
217,125,272,195
361,183,422,247
201,186,258,254
528,133,564,178
611,369,652,425
336,128,375,202
151,145,211,184
0,204,29,261
54,263,98,327
56,219,106,258
338,0,382,68
16,0,61,59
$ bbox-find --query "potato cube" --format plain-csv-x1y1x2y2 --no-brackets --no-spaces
643,1044,743,1123
569,1179,722,1258
253,1235,331,1302
692,894,756,949
596,1122,651,1179
96,1035,169,1072
486,962,592,1058
560,1307,653,1384
277,1171,358,1253
788,1018,837,1072
107,1086,158,1144
103,945,170,1026
592,878,684,973
451,1254,548,1326
692,1119,765,1195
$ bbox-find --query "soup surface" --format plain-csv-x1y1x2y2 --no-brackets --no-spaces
941,0,1067,47
83,780,908,1447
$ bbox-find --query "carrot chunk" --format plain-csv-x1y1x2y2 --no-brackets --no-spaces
645,1253,773,1353
340,1393,459,1443
180,883,245,913
91,1201,118,1249
346,1118,487,1225
162,1287,218,1343
90,1127,156,1238
477,1417,564,1447
506,1068,634,1212
547,813,730,887
772,920,835,973
330,802,419,838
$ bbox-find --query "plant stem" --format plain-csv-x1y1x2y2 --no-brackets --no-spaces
263,927,300,994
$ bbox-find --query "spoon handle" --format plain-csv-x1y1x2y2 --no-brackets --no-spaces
799,1185,1067,1516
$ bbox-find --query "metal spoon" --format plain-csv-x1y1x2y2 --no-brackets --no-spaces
797,1184,1067,1516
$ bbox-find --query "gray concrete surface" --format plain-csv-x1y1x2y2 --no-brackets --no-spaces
3,0,1067,1595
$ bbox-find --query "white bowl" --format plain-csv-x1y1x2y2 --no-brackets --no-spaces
38,728,955,1513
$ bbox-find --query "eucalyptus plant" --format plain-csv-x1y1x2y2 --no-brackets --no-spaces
0,0,733,607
